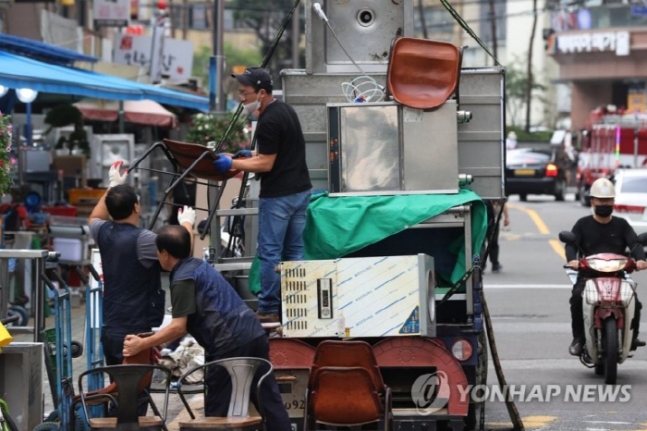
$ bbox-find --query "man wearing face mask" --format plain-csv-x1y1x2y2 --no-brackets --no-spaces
565,177,647,356
212,67,312,323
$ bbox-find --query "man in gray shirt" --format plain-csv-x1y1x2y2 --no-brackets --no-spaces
89,160,195,369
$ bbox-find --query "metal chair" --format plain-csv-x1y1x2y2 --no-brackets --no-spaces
128,138,244,235
304,340,393,431
386,37,461,110
176,357,273,431
77,364,172,431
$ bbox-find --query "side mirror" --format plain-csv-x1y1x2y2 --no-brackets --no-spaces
559,231,576,244
637,232,647,246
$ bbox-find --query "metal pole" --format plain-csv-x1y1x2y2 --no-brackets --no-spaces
212,0,226,112
292,2,300,68
118,100,125,133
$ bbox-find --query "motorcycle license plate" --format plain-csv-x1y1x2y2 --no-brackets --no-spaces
514,169,535,176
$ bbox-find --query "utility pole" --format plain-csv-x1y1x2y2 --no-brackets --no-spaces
488,0,498,62
525,0,538,132
292,2,300,68
211,0,226,113
418,0,428,39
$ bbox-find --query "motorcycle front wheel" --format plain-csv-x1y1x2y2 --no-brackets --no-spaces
603,318,618,384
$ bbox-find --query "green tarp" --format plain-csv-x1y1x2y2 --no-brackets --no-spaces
249,189,488,294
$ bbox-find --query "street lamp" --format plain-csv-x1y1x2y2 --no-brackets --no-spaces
16,88,38,146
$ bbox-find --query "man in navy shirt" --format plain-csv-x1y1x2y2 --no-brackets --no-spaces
123,225,290,430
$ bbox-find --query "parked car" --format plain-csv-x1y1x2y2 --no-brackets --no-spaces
505,147,570,201
612,169,647,230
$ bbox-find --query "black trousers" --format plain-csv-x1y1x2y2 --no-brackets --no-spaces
101,328,151,416
570,278,642,340
487,223,501,266
205,336,291,431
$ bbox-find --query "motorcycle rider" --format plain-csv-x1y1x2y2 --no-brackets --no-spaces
565,177,647,356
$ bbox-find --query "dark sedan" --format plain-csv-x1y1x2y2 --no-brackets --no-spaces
505,147,569,201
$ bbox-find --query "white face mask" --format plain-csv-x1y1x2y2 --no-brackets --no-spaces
243,98,261,115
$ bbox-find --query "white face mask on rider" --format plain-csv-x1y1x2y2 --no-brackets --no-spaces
243,97,261,115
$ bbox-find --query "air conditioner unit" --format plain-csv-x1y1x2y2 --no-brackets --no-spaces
280,254,436,338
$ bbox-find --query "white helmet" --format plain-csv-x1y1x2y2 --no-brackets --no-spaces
590,178,616,199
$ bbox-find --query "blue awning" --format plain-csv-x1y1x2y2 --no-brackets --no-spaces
0,50,208,111
0,33,98,65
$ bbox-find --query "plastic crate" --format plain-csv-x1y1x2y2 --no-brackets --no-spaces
68,188,107,206
42,206,78,217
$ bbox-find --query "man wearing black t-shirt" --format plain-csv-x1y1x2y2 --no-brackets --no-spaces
213,67,312,323
564,178,647,356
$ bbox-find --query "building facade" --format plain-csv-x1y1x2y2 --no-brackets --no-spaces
547,3,647,130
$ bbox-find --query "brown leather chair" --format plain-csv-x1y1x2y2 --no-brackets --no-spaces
304,341,392,431
386,37,461,110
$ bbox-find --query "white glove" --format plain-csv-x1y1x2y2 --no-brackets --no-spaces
177,206,196,226
109,161,128,187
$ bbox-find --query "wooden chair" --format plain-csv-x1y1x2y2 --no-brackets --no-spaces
77,363,172,431
176,357,273,431
386,37,461,110
304,340,393,431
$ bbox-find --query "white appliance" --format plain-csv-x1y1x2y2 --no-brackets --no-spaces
90,134,135,186
280,254,435,338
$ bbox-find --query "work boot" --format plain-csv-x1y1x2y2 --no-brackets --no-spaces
569,337,584,356
631,337,646,350
256,311,280,323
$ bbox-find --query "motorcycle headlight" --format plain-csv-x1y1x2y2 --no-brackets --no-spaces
587,258,628,272
584,283,599,305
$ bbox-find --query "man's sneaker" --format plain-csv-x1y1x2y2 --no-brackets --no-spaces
256,311,280,323
631,337,646,350
569,338,584,356
492,263,502,273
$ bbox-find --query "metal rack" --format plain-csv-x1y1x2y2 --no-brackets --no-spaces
0,249,50,342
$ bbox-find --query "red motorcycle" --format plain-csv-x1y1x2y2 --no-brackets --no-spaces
559,231,647,384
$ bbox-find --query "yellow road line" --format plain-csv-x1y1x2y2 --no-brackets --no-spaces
507,203,550,235
549,239,565,260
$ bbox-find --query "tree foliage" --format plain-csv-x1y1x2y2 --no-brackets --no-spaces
506,60,546,128
229,0,304,84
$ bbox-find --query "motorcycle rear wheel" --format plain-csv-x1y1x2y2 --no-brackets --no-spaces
603,318,618,384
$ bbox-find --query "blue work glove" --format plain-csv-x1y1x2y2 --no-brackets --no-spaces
213,154,233,173
233,149,252,159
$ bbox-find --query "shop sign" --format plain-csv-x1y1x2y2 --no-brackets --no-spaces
94,0,130,27
113,33,194,84
556,31,630,56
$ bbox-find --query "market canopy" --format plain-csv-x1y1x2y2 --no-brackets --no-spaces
0,50,208,111
74,99,178,128
0,33,98,65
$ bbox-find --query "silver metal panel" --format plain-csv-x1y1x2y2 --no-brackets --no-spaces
282,67,505,198
456,68,506,198
0,343,44,431
402,101,458,193
305,0,414,74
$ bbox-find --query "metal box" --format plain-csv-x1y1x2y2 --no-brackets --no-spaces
305,0,414,74
0,343,44,431
280,254,435,338
282,67,505,198
328,101,458,195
